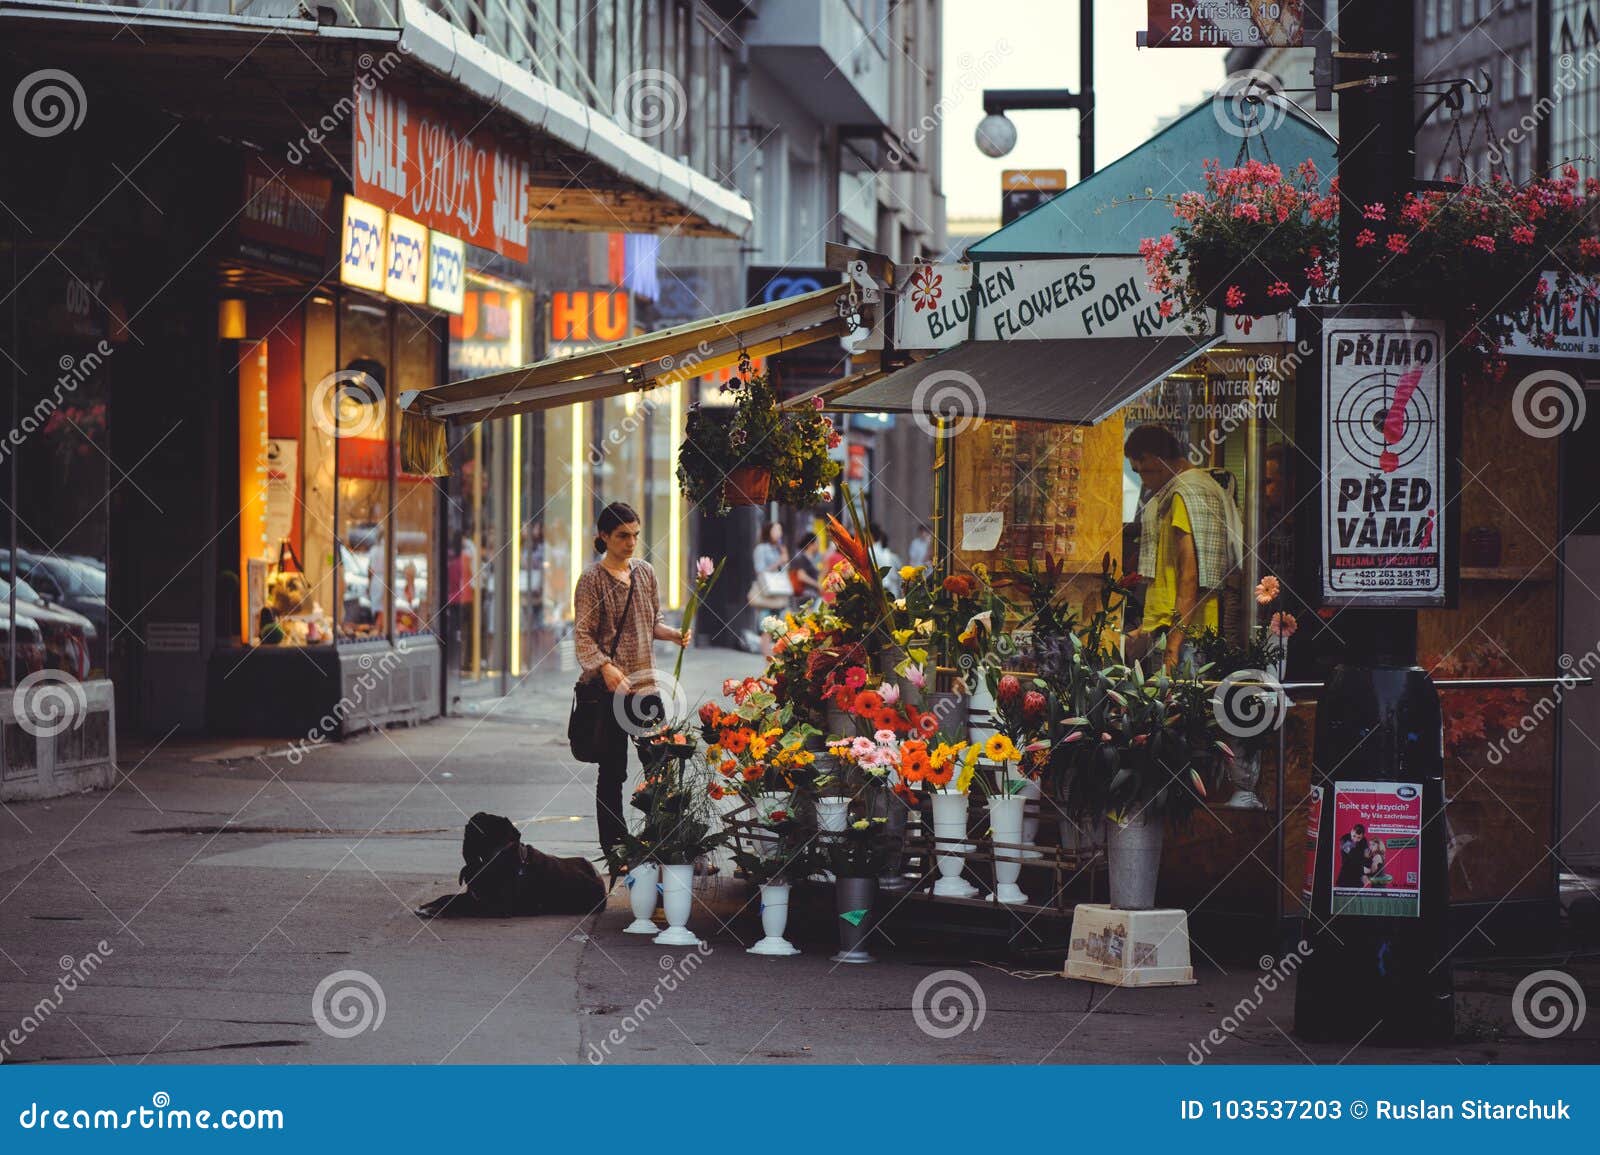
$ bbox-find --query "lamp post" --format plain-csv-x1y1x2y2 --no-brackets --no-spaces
974,0,1095,179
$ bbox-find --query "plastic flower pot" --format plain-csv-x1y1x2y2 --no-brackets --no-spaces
653,863,703,946
986,794,1029,905
623,861,661,934
931,790,979,898
747,882,801,956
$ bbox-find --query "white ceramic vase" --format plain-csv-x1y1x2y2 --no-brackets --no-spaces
747,882,801,956
931,791,979,898
987,793,1029,904
623,861,660,934
653,863,702,946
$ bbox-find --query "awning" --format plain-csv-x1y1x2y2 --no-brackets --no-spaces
403,283,857,421
827,336,1220,426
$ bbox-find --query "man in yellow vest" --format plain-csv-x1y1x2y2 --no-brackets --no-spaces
1123,424,1243,673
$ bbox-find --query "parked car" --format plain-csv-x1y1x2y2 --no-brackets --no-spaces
0,612,47,686
0,577,94,679
5,549,106,628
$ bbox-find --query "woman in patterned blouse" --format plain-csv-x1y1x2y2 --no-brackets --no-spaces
572,502,690,871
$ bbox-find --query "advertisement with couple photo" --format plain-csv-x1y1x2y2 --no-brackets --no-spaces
1329,781,1423,917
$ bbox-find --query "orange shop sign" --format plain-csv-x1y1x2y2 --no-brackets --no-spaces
354,83,529,262
550,291,630,343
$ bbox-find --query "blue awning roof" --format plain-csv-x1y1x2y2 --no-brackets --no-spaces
967,101,1336,259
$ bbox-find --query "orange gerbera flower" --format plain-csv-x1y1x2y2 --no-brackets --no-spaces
899,741,931,782
720,759,738,777
722,728,751,754
708,782,726,800
854,689,884,714
743,762,765,782
873,707,902,733
924,759,955,788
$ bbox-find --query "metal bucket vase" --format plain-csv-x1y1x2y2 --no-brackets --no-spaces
623,862,660,934
832,875,878,963
825,704,856,738
1106,811,1165,911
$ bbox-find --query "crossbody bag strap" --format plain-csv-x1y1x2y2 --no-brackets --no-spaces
605,570,637,662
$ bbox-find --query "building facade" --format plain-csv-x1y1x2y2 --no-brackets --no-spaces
0,0,752,794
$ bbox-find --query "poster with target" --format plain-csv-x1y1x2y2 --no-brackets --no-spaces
1320,316,1447,605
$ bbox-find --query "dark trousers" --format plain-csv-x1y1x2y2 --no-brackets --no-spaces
594,692,664,862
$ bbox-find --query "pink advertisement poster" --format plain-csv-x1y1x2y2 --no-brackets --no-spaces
1329,781,1422,917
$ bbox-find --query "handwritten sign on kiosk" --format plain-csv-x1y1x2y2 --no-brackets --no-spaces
961,512,1005,553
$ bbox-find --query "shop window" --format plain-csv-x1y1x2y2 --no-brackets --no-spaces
392,310,441,640
335,298,392,643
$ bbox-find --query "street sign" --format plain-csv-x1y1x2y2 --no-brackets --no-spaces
1001,169,1066,226
1319,314,1447,607
1144,1,1306,48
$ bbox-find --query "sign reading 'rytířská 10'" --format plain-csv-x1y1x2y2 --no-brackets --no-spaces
1320,316,1446,606
1145,1,1305,48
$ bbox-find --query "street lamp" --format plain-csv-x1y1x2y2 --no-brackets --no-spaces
974,113,1018,158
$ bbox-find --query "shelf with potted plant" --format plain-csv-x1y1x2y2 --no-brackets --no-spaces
675,355,841,515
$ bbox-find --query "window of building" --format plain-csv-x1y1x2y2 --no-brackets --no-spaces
1520,47,1534,97
1425,0,1438,39
1440,0,1453,33
1501,55,1515,102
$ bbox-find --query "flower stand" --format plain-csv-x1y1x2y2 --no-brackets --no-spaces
986,794,1029,905
653,863,703,947
930,791,980,898
623,862,661,934
747,882,801,956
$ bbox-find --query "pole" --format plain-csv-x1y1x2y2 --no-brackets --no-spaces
1293,0,1454,1045
1080,0,1095,179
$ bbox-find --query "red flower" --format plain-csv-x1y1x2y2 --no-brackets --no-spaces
698,701,719,727
1385,233,1409,255
997,675,1021,708
942,573,979,597
1355,228,1377,247
1022,691,1047,724
853,689,884,715
1224,285,1246,309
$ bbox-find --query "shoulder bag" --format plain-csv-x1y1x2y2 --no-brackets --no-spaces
568,573,636,763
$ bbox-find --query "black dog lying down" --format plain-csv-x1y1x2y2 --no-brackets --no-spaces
417,812,605,919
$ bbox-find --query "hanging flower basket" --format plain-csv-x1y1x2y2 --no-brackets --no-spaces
723,465,772,507
1190,259,1311,316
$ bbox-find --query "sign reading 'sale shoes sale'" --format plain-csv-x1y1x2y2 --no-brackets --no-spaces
1320,316,1447,606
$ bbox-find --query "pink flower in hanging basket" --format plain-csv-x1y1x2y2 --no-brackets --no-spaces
1224,285,1246,309
1355,228,1378,247
1362,202,1387,221
1468,234,1496,253
1386,233,1410,254
1267,280,1292,298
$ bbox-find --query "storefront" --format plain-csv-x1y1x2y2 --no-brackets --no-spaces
205,176,454,736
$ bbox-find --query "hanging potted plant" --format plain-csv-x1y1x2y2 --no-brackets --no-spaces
676,357,841,514
1063,663,1221,911
1141,158,1338,321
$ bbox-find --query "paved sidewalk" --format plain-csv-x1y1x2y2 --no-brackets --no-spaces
0,643,1594,1065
